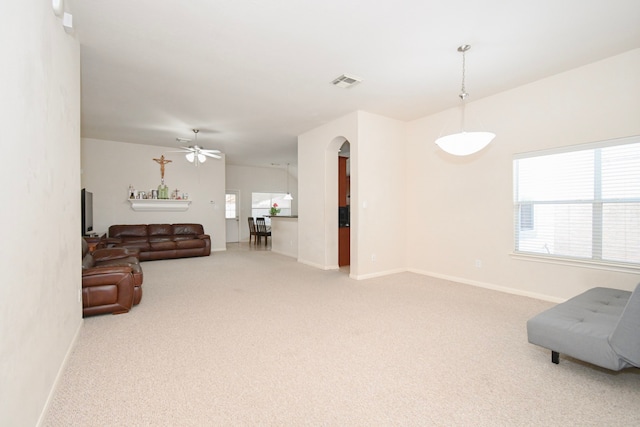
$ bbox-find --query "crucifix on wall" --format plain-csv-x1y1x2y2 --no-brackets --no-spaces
153,155,172,181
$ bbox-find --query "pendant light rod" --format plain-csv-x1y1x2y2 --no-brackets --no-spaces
458,44,470,101
284,162,293,200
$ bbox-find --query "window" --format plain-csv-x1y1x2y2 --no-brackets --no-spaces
251,192,291,222
513,136,640,267
519,203,534,231
225,193,237,219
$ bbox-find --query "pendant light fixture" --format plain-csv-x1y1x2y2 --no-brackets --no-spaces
435,44,495,156
284,163,293,200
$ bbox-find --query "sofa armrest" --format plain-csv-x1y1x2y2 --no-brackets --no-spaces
197,234,210,240
82,268,135,314
93,247,140,262
83,265,132,278
610,282,640,368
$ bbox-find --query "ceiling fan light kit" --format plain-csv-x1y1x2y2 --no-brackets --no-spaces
434,44,495,156
172,129,222,166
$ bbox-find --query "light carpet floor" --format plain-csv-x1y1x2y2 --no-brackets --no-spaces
44,244,640,426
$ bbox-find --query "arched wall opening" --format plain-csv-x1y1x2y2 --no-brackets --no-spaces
325,136,353,272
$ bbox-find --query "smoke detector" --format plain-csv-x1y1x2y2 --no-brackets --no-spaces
331,74,362,88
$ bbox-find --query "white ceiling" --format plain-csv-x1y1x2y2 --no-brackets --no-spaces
68,0,640,167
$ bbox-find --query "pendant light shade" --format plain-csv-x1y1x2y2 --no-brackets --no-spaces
284,163,293,200
435,45,495,156
435,131,495,156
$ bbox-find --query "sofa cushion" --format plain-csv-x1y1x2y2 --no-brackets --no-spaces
149,240,177,251
175,239,206,249
148,224,173,236
173,223,204,236
114,241,151,251
109,224,148,238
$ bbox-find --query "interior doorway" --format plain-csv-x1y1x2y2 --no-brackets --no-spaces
225,190,240,243
338,141,350,267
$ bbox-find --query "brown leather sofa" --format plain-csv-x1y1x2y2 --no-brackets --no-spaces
106,223,211,261
82,238,143,316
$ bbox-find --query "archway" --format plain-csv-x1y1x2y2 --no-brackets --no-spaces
324,136,352,273
338,141,350,269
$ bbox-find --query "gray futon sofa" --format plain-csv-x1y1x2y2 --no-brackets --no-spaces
527,282,640,371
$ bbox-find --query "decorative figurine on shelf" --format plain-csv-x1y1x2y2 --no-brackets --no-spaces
157,180,169,199
153,155,172,199
270,203,281,216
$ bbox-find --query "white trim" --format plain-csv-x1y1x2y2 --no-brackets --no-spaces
510,252,640,274
297,258,339,270
513,134,640,159
271,248,295,258
407,268,566,303
37,318,84,427
352,267,406,280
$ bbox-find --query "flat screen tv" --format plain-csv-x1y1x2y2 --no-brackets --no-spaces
81,188,94,236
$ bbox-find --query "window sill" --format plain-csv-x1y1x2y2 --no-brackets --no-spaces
510,252,640,274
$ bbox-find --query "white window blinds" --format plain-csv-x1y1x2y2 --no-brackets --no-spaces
513,136,640,267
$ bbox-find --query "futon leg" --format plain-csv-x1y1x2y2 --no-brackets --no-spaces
551,351,559,364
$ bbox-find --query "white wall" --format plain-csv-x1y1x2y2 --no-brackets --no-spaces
297,111,406,277
298,112,358,270
226,164,298,242
81,138,227,251
0,2,81,425
406,49,640,301
352,111,406,278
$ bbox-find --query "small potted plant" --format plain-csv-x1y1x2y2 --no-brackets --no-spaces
269,203,281,216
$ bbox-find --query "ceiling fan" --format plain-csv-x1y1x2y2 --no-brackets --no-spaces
172,129,222,165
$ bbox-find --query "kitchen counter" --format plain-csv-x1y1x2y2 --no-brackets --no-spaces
270,216,298,258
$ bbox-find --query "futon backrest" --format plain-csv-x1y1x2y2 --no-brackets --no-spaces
609,282,640,368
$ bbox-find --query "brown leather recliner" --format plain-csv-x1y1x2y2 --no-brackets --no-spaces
82,238,144,316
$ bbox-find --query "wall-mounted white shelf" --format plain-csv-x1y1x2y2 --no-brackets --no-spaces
128,199,191,212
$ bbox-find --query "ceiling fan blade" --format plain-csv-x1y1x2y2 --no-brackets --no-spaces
201,151,221,159
167,150,189,153
201,149,221,154
179,146,196,151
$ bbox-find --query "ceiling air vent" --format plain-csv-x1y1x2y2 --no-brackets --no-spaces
331,74,362,88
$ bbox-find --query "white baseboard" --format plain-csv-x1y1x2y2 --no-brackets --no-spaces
352,267,407,280
271,249,296,258
407,268,565,303
297,258,339,270
37,318,84,427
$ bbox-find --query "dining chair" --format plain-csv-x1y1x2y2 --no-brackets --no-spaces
247,217,258,244
255,217,271,246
